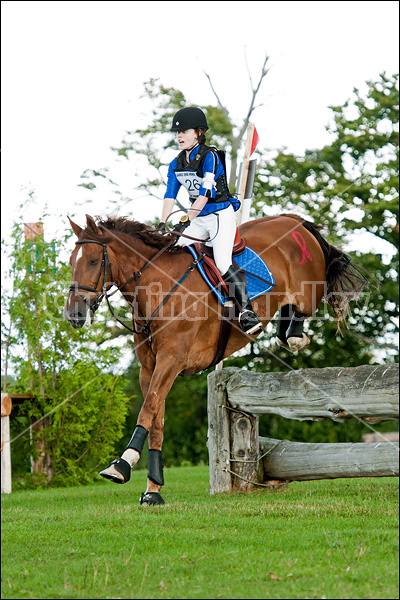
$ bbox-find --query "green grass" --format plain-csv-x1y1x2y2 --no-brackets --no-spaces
1,466,398,599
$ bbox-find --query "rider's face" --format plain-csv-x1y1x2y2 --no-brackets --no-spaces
177,129,198,151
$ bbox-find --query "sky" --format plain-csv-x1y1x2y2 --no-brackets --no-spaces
1,0,399,247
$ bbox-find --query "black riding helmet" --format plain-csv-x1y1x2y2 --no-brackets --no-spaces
170,107,208,132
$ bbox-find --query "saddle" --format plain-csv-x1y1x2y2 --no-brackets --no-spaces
185,229,275,370
193,228,246,294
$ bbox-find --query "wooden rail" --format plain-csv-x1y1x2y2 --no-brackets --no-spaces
207,364,399,493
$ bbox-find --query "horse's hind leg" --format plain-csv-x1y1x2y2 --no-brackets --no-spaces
276,304,310,353
276,304,293,347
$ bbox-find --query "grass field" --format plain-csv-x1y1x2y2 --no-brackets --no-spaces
1,466,399,599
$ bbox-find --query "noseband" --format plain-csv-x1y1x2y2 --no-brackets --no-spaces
68,240,112,314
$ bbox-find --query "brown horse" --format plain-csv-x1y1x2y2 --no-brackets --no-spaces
64,213,367,504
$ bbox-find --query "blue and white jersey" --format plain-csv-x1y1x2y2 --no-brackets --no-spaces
164,145,239,216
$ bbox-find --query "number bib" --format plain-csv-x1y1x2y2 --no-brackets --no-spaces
175,170,202,198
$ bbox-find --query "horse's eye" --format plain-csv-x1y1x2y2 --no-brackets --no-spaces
89,259,99,266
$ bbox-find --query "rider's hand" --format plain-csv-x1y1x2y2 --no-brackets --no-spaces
173,215,190,233
156,222,168,234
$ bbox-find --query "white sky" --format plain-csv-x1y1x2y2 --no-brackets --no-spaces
1,0,399,245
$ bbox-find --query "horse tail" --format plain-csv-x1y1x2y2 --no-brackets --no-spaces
283,214,370,326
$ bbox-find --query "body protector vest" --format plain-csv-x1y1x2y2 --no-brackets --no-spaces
174,144,233,205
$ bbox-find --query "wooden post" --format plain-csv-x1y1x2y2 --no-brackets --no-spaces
230,411,262,490
1,393,12,494
207,369,236,493
23,223,52,479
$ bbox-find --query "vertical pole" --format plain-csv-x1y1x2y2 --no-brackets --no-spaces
236,123,256,226
24,223,52,480
1,394,12,494
215,124,258,371
240,159,257,224
207,370,232,494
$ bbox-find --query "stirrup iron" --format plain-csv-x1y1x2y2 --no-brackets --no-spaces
238,309,263,335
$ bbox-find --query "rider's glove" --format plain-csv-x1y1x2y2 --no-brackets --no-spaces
173,215,190,233
156,222,168,234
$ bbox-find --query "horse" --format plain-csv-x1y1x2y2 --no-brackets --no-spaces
64,213,368,504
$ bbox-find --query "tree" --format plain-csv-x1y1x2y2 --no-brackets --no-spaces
253,73,399,364
1,205,131,487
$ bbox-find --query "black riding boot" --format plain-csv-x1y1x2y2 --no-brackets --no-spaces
223,265,263,335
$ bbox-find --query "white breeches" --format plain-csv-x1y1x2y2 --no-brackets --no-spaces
177,205,237,275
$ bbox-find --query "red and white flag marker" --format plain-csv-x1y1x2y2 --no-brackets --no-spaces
215,124,259,371
236,123,259,226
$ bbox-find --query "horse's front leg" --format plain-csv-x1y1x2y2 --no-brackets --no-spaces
138,362,166,501
140,402,166,506
100,353,181,503
99,360,154,484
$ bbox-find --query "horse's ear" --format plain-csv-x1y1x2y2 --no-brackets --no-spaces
85,215,102,235
68,216,82,238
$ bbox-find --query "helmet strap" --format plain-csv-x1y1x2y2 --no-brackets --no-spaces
185,142,200,156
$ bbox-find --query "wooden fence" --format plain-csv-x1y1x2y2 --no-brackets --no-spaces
207,364,399,494
1,392,38,494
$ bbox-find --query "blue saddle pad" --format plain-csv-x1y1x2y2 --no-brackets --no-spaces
186,245,275,306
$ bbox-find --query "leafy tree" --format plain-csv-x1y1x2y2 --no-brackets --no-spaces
253,72,399,365
1,207,131,487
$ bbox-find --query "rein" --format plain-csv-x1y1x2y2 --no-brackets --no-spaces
69,236,203,340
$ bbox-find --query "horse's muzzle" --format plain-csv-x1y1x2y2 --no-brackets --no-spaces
64,299,93,329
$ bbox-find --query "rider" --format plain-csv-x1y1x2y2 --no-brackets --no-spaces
159,106,262,336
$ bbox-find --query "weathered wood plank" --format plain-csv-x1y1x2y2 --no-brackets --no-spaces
259,436,399,481
230,411,261,490
207,370,233,494
224,364,399,422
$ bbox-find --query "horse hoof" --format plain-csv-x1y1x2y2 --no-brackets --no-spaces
276,336,289,349
99,458,131,484
139,492,165,506
287,333,310,353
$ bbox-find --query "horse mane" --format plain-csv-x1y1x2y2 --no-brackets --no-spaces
82,216,181,251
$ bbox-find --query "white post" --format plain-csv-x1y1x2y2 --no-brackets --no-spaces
236,123,256,226
215,123,258,371
1,393,12,494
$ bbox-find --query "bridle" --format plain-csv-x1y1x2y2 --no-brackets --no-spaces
68,237,179,336
69,240,113,314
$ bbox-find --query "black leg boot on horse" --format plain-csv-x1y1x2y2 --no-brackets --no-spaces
223,265,263,336
276,304,310,353
140,449,165,506
99,425,148,484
